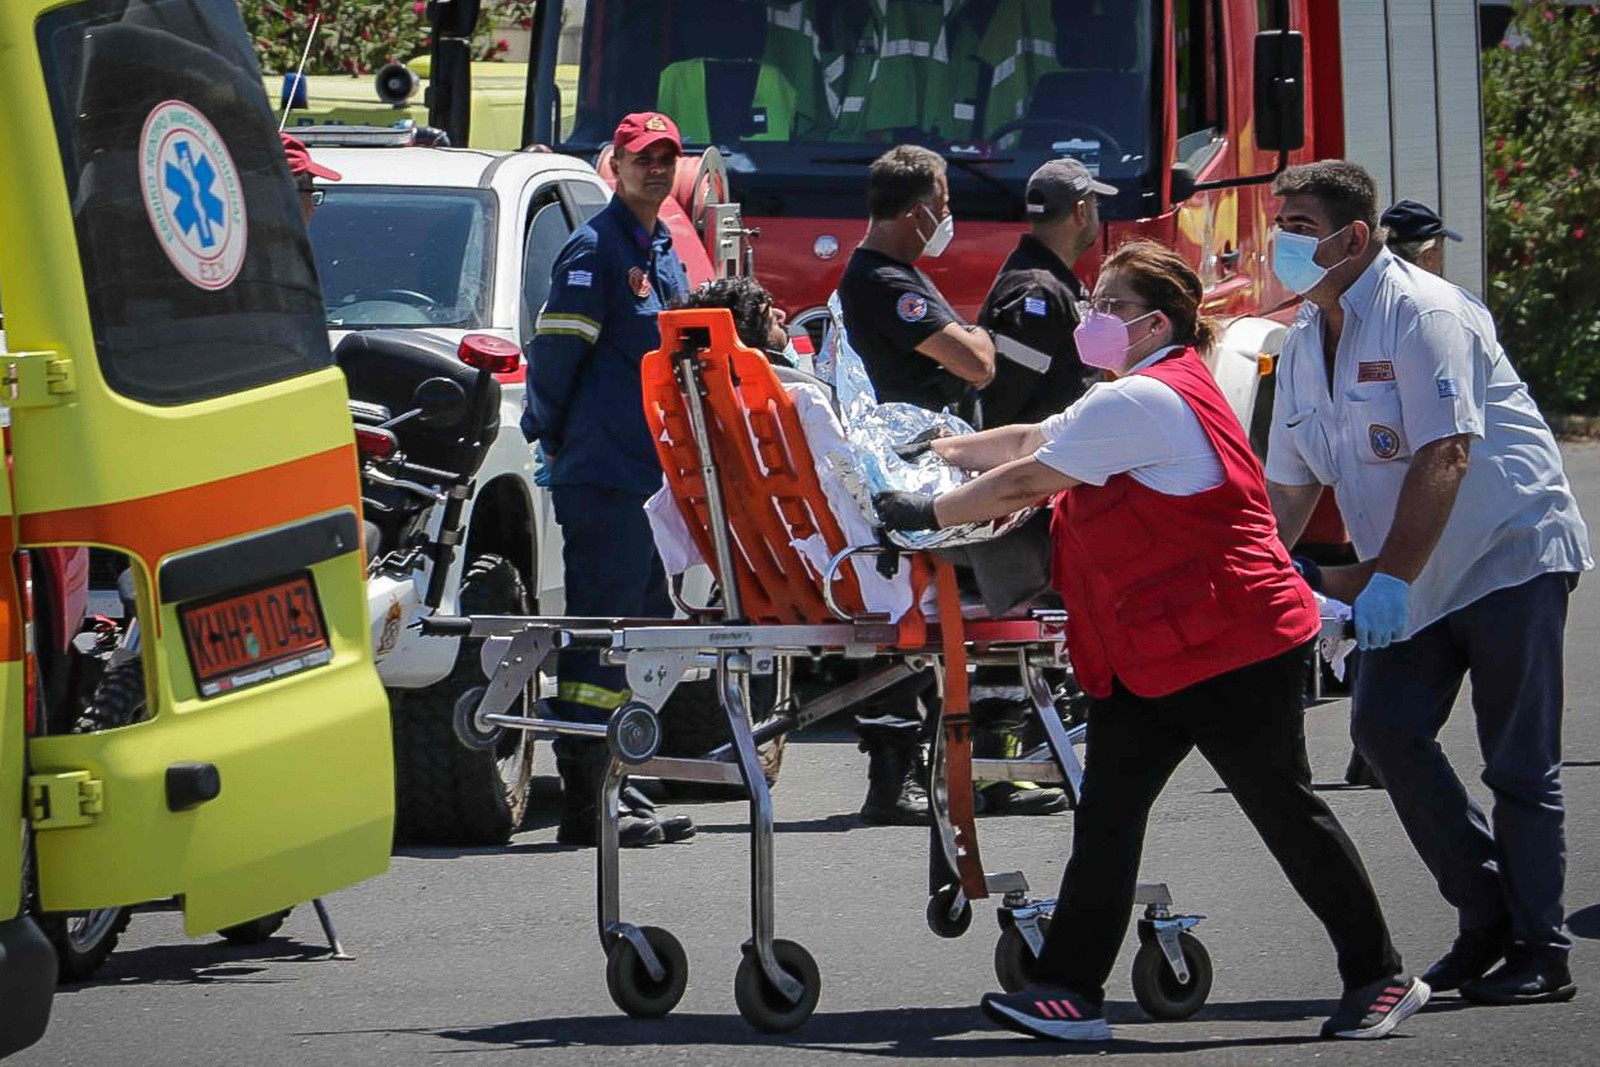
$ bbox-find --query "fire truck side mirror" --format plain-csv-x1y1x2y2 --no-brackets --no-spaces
1253,30,1306,153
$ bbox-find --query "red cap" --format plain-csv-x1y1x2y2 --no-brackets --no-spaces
612,112,682,155
281,133,342,182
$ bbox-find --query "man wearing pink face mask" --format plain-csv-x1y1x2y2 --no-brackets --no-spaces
876,240,1423,1045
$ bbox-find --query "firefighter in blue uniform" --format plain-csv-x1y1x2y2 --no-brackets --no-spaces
523,112,695,848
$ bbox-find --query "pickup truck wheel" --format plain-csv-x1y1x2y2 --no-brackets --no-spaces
656,675,785,800
34,659,144,981
392,554,535,846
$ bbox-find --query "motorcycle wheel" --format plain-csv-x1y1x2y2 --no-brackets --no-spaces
34,659,145,981
391,554,536,846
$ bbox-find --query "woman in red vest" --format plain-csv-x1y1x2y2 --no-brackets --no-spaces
875,241,1425,1044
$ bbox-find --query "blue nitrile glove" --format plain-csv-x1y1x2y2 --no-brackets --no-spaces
1352,572,1410,651
532,441,552,488
872,491,939,532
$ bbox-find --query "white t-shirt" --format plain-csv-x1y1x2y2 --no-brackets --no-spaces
1033,346,1225,496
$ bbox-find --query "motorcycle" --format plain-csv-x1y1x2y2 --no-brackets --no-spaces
336,331,538,845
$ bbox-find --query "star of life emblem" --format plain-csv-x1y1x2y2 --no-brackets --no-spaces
139,100,247,291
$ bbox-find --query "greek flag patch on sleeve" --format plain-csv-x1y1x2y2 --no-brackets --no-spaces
567,269,593,288
1437,377,1460,398
1023,296,1047,317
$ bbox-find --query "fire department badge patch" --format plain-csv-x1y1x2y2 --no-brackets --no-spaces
897,293,928,323
644,114,669,132
627,265,652,299
1369,423,1401,459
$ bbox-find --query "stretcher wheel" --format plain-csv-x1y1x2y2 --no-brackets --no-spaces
605,926,688,1018
733,940,820,1033
993,916,1051,992
451,686,500,751
608,702,662,765
925,884,973,939
1130,932,1212,1021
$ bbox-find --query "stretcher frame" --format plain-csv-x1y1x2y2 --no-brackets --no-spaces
422,310,1207,1031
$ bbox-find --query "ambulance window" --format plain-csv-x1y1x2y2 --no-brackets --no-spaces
1174,0,1228,162
35,0,331,406
563,180,610,225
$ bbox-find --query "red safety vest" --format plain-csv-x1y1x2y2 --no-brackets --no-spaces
1050,348,1319,699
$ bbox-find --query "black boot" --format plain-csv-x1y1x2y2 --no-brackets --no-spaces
621,783,696,843
556,744,665,848
971,699,1068,817
858,729,930,826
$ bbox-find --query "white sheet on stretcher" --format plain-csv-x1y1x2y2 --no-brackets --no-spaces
645,379,926,621
1316,593,1356,680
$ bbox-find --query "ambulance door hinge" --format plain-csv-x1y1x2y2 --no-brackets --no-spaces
28,771,104,830
2,351,77,407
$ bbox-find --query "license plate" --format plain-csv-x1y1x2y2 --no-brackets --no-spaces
180,573,333,698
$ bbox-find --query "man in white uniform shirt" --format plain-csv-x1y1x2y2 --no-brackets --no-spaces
1264,161,1591,1006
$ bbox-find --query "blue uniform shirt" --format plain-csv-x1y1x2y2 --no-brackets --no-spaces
523,196,690,494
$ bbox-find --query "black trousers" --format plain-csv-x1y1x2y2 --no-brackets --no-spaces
1038,642,1401,1003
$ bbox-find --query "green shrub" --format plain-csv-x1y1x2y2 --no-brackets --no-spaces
1483,0,1600,413
240,1,537,77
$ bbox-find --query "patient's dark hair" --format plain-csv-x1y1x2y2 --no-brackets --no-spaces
675,276,774,351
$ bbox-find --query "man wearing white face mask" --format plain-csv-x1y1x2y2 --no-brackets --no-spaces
833,144,998,827
875,241,1422,1043
1264,161,1591,1007
838,145,996,411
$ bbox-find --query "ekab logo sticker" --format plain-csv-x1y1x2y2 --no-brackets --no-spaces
139,100,247,291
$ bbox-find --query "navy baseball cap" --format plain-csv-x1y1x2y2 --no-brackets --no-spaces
1380,199,1463,243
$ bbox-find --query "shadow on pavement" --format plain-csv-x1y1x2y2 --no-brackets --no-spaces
1566,903,1600,939
54,936,331,991
393,999,1425,1057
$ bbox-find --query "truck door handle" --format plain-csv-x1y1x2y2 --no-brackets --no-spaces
1218,249,1241,269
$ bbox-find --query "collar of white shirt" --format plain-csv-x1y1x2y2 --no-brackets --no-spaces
1125,343,1186,375
1336,247,1397,325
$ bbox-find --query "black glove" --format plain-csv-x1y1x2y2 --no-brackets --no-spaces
892,426,951,461
1290,554,1324,594
873,491,939,532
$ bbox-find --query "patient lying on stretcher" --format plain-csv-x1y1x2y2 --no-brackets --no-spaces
646,283,1043,623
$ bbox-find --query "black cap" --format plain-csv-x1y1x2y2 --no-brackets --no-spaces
1380,199,1463,244
1026,158,1117,218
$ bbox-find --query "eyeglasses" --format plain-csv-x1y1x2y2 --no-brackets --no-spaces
298,187,325,207
1084,296,1146,315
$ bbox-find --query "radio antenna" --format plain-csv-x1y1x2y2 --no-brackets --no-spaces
278,13,323,131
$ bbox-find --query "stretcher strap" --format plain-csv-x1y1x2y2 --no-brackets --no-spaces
935,559,986,899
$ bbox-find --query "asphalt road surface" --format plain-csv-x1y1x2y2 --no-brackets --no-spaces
20,444,1600,1066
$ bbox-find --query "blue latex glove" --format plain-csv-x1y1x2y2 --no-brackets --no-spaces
532,442,552,488
1352,572,1410,650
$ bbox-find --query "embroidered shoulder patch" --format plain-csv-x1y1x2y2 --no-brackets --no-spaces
897,292,928,323
1023,295,1047,317
567,269,593,288
1437,377,1461,398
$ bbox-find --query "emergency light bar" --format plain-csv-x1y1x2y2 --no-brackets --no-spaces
290,123,418,148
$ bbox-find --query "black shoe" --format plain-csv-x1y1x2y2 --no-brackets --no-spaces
1460,950,1576,1005
975,781,1069,817
1343,750,1383,789
858,732,929,826
622,783,696,844
1421,927,1509,992
1321,973,1430,1039
979,986,1111,1042
555,750,666,848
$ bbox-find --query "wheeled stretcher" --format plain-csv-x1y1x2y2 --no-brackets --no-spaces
422,310,1211,1031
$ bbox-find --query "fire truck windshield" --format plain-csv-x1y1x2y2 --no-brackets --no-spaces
536,0,1155,222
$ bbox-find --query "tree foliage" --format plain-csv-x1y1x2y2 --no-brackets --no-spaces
240,1,538,77
1483,1,1600,412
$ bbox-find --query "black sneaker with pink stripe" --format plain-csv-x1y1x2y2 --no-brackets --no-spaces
980,986,1112,1042
1321,973,1430,1039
